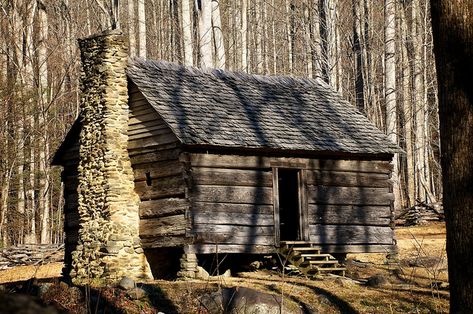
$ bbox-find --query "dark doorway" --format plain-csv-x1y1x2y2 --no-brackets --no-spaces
278,169,300,241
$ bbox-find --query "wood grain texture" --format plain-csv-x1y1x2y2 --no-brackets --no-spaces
308,205,392,226
309,225,394,245
133,160,183,181
130,148,181,164
192,233,275,245
192,202,273,214
185,244,276,254
189,153,392,173
190,212,274,226
307,186,393,205
191,185,273,204
190,168,272,187
139,198,189,218
306,170,391,187
135,176,185,200
140,235,191,248
188,224,274,236
139,214,186,237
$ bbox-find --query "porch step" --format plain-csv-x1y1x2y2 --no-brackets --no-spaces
292,247,321,252
301,253,334,259
277,242,346,277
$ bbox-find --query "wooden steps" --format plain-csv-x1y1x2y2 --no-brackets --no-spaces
278,241,346,277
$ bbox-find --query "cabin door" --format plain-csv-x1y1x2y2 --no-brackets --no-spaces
273,168,309,244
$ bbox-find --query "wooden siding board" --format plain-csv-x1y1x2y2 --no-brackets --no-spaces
191,168,272,187
193,233,274,245
309,225,394,245
306,170,391,187
139,214,186,237
133,160,184,181
130,148,181,163
185,244,276,254
139,198,189,218
189,153,392,173
191,185,273,204
192,202,273,214
190,212,274,226
308,205,392,226
189,225,274,236
128,133,178,150
141,236,191,248
307,186,394,205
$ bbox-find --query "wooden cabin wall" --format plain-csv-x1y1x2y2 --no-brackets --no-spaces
305,159,395,253
127,83,189,249
186,153,395,254
185,153,276,254
60,140,80,276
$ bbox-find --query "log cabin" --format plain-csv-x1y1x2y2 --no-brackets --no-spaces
52,31,399,281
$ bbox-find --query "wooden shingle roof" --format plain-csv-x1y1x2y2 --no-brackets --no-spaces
127,58,397,155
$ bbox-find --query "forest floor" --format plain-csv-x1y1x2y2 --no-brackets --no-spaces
0,222,448,313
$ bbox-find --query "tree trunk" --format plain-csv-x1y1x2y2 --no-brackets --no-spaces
285,0,293,73
303,2,313,78
211,0,225,69
137,0,146,58
199,0,213,68
38,2,50,244
255,0,263,73
311,0,323,79
181,0,193,65
0,168,12,246
400,3,415,208
241,0,248,71
431,1,473,311
26,116,36,244
128,0,136,57
384,0,401,213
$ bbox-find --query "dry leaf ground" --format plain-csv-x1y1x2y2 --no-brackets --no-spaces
0,222,448,313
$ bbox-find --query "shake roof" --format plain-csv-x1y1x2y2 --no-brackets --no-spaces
127,58,398,155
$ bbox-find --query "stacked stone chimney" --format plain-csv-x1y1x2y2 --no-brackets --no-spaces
71,30,152,282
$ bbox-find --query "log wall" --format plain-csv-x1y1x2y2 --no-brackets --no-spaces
186,154,276,254
61,140,80,276
186,153,395,254
128,84,189,249
305,160,395,253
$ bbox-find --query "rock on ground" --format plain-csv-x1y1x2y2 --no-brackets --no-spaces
118,277,135,290
199,286,303,314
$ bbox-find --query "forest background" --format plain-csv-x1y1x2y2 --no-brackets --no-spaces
0,0,440,246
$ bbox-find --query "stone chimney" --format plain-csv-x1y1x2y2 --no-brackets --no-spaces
71,30,152,282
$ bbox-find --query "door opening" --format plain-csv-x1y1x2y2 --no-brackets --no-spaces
278,169,300,241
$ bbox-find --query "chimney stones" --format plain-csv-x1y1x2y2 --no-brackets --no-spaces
71,30,152,282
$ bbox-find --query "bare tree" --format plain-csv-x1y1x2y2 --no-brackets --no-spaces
384,0,401,212
431,0,473,311
181,0,193,65
137,0,146,57
199,0,213,67
211,0,225,68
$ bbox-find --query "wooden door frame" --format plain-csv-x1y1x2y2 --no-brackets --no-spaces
271,163,310,247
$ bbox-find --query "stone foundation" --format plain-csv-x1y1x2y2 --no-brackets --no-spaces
177,253,198,278
71,30,152,282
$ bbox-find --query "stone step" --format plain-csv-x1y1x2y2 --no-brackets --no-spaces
311,267,346,272
301,253,334,259
292,247,321,253
308,260,338,265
